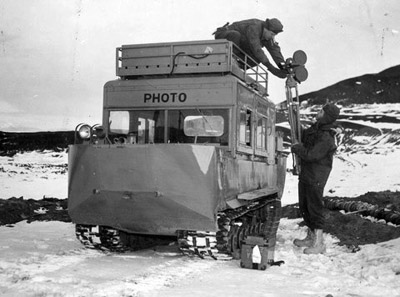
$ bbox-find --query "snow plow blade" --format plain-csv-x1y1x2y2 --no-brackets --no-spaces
68,144,222,235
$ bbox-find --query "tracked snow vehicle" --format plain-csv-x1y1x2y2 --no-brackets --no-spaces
68,40,287,260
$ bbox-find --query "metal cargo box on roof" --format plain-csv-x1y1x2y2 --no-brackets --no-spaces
115,39,268,93
116,40,233,77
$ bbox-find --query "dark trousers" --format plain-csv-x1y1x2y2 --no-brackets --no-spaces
214,30,257,69
214,30,241,45
298,181,326,230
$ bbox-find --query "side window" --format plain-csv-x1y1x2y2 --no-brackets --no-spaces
256,116,267,150
239,108,252,146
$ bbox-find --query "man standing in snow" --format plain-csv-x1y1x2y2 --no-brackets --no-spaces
291,103,341,254
213,18,287,79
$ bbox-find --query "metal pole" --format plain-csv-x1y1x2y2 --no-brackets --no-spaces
285,75,302,175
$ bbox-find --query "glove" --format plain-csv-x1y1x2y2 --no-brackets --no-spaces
264,62,287,79
291,143,302,154
278,62,286,70
330,126,343,135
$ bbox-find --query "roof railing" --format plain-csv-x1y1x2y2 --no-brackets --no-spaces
230,43,268,91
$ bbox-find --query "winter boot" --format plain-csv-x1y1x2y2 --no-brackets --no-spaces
304,229,326,254
293,228,314,248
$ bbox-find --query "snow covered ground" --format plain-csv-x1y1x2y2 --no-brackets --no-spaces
1,220,399,297
0,103,400,296
0,151,68,200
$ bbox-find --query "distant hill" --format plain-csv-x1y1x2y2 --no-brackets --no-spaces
0,131,74,156
299,65,400,106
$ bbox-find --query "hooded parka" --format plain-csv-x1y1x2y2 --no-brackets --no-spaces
293,122,337,187
291,103,340,230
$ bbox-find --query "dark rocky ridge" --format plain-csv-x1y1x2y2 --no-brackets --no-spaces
0,131,74,157
299,65,400,106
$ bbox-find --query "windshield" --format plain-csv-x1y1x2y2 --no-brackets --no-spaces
109,109,229,145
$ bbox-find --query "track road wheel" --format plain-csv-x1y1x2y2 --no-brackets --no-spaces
99,226,125,252
75,224,102,249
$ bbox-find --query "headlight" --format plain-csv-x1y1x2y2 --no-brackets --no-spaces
76,123,92,140
92,124,105,139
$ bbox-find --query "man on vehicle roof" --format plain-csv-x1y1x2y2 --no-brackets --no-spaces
213,18,287,79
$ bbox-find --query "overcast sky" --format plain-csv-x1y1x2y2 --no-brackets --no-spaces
1,0,399,131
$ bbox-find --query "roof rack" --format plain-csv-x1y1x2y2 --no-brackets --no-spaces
116,39,268,93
